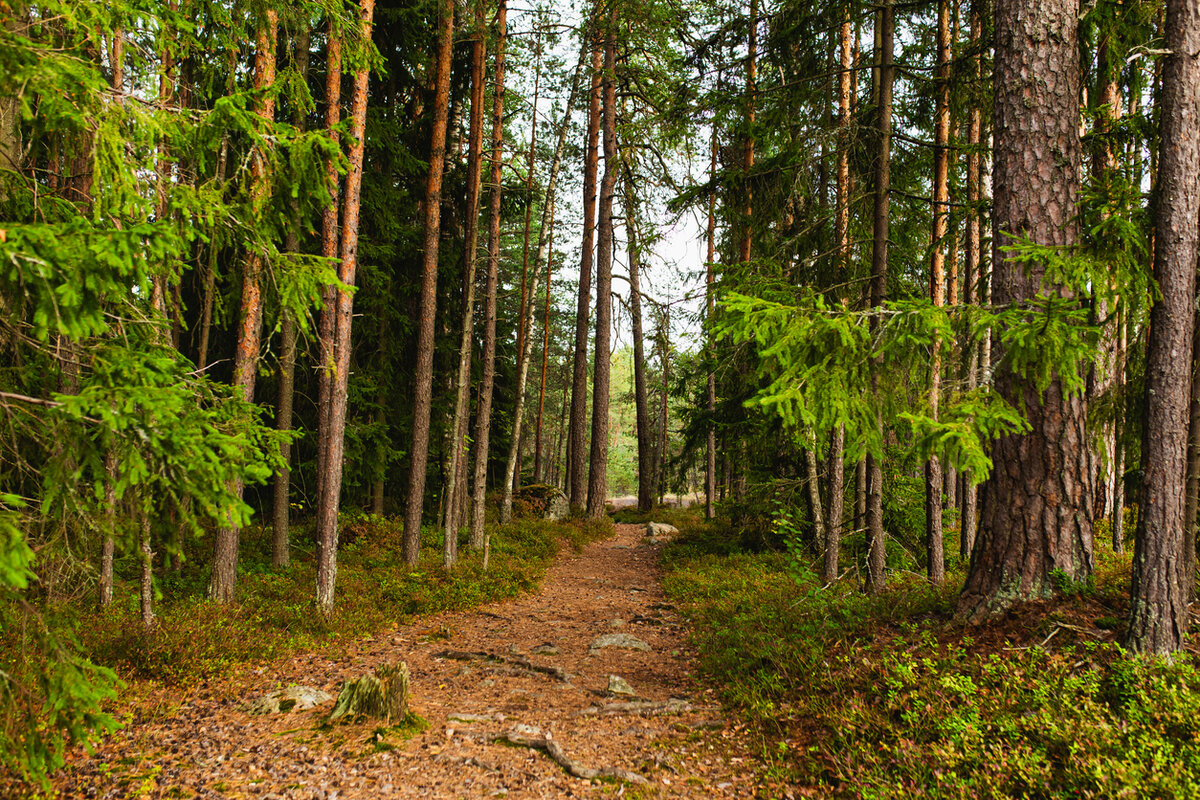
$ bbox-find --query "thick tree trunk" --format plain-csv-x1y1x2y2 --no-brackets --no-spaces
211,12,278,603
568,43,603,512
443,0,487,565
865,0,894,594
314,0,374,609
957,0,1095,622
925,0,950,585
624,166,654,513
402,0,455,565
1125,0,1200,655
585,17,617,519
468,0,509,551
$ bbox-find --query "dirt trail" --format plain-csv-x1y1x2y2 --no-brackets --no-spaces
58,523,761,798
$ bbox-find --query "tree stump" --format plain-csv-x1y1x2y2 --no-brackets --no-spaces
329,662,410,724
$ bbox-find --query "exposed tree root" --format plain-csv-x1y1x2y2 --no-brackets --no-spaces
495,725,649,784
577,698,695,717
435,649,572,682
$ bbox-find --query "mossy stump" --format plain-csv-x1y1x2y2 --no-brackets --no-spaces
329,662,410,725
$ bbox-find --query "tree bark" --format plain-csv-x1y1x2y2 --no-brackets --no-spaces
705,132,718,520
739,0,757,266
623,163,654,513
533,211,555,484
315,22,343,512
568,42,604,512
468,0,509,551
443,0,488,565
140,512,154,634
957,0,1095,622
865,0,894,594
1125,0,1200,655
315,0,374,609
211,11,277,603
925,0,950,585
960,0,983,564
585,15,617,519
402,0,455,565
272,26,311,570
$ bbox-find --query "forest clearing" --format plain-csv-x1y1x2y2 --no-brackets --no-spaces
4,0,1200,795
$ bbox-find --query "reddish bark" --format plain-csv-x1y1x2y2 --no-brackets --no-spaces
568,42,603,511
585,16,617,519
315,0,375,610
1126,0,1200,654
958,0,1095,622
468,0,509,551
211,11,277,603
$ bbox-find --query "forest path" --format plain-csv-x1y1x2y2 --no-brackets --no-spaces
58,523,761,798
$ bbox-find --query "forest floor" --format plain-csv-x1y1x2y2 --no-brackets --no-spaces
54,523,763,799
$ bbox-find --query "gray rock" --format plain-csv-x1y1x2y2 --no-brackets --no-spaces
530,642,559,655
645,522,679,540
606,675,636,696
243,685,334,716
589,633,651,653
544,491,569,521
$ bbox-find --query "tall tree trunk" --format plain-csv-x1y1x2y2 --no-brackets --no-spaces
402,0,455,565
704,132,718,521
516,32,543,375
468,0,509,551
533,210,555,484
824,0,854,582
739,0,757,266
805,445,828,558
211,11,277,603
585,16,617,518
273,26,311,570
623,163,654,513
960,0,983,563
568,43,604,511
865,0,894,594
443,0,488,565
498,40,587,524
925,0,950,585
1183,315,1200,596
315,23,343,511
140,512,154,634
314,0,374,609
98,450,117,609
1125,0,1199,655
657,307,670,504
958,0,1094,622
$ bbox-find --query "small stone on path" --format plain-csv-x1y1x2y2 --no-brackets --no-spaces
589,633,651,653
607,675,636,696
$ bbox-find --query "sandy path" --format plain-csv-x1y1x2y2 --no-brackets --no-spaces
57,524,760,798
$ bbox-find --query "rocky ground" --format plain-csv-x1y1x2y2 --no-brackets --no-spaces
56,523,763,798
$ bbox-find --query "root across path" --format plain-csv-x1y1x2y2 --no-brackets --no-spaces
57,523,761,798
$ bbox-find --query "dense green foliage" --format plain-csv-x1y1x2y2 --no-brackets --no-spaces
664,513,1200,798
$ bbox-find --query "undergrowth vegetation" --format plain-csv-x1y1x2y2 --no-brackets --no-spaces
663,510,1200,798
52,514,612,686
